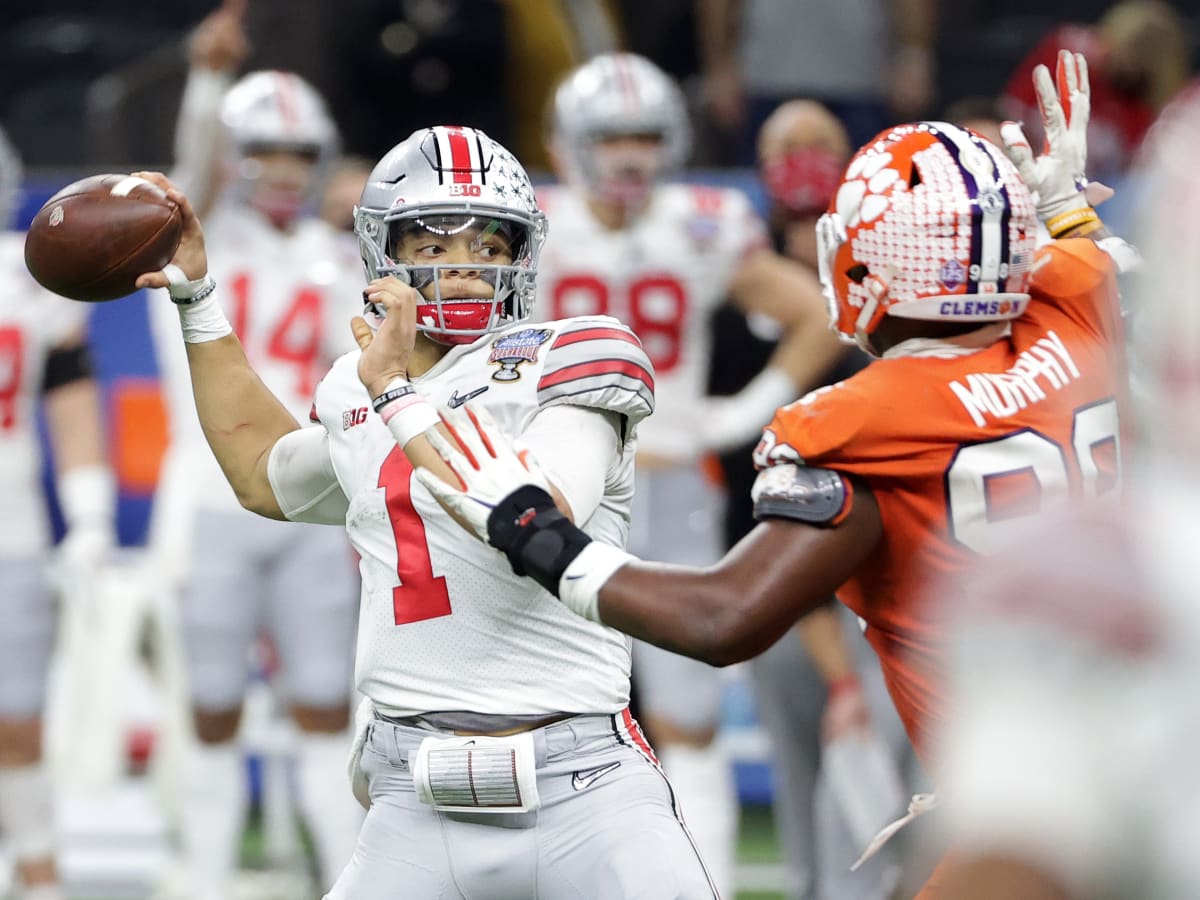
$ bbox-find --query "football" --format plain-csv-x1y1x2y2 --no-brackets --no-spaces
24,174,183,302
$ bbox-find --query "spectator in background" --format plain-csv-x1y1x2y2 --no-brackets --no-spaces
698,0,938,164
1001,0,1191,185
709,99,918,900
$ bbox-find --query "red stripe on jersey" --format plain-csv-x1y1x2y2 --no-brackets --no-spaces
309,402,320,423
446,127,474,184
550,327,643,350
538,358,654,393
622,708,659,765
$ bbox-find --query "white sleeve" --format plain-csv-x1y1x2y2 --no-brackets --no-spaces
171,67,233,203
520,405,620,525
703,367,796,452
266,426,349,525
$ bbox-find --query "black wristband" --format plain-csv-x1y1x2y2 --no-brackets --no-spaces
372,383,416,414
486,485,593,596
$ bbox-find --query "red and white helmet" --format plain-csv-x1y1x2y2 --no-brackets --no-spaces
355,126,547,345
817,122,1038,355
220,70,339,160
550,53,691,205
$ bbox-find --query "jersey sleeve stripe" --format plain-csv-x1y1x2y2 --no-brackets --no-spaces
538,358,655,393
550,326,644,350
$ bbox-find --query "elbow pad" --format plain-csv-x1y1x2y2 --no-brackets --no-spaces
751,463,851,526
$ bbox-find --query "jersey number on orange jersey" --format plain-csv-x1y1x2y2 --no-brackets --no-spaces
947,398,1121,555
550,275,686,373
229,273,325,399
378,447,453,626
0,326,24,432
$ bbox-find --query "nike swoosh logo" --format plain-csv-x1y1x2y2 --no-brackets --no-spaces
571,761,621,791
448,385,489,408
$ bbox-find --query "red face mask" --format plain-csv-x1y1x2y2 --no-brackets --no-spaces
761,147,845,217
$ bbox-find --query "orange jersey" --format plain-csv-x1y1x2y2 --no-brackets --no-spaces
758,239,1128,766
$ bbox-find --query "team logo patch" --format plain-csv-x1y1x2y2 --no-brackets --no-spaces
686,216,720,249
488,328,553,382
343,406,369,430
938,258,966,291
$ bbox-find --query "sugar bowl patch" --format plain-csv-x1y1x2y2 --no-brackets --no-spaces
488,328,553,382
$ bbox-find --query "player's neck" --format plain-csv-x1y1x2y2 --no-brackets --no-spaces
408,333,454,378
586,196,645,231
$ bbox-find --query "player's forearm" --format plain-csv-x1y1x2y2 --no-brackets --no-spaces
171,68,231,218
697,0,739,72
184,334,298,517
796,603,858,685
767,320,847,397
44,379,107,474
892,0,938,52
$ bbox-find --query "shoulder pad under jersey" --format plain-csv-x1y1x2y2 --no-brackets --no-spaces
751,463,851,527
536,316,655,429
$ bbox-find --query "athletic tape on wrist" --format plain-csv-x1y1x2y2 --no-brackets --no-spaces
163,263,217,305
558,541,634,623
177,294,234,343
59,464,116,528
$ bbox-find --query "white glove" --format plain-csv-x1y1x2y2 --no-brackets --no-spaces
54,465,116,592
1001,50,1106,231
415,404,551,543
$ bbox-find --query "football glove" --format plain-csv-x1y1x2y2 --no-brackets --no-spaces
1001,50,1110,230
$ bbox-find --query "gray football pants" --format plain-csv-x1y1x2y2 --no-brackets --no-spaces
326,711,720,899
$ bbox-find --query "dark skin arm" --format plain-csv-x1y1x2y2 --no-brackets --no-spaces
597,484,883,667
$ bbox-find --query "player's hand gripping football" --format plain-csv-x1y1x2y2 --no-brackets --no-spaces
415,404,550,544
131,172,210,290
351,278,421,397
1000,50,1112,226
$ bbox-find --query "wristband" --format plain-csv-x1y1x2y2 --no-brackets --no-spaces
1046,207,1099,239
486,485,593,593
162,264,217,305
558,541,635,623
372,378,439,447
59,464,116,529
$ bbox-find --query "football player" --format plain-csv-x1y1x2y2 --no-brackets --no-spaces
935,71,1200,900
420,52,1136,898
537,53,844,891
132,124,719,898
146,7,365,895
0,127,115,900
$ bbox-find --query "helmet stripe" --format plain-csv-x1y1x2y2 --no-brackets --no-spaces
442,127,475,184
931,124,1011,295
273,71,299,135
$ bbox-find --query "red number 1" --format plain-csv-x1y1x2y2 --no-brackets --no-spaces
377,447,453,625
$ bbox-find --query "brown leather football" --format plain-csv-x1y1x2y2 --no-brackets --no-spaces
24,174,183,302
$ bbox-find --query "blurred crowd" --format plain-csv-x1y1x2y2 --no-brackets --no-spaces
2,1,1200,900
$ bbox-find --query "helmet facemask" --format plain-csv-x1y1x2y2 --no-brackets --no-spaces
357,206,545,346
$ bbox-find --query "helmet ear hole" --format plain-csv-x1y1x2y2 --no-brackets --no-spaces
909,167,922,189
846,264,870,284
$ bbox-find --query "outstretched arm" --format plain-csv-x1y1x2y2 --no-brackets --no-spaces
134,172,299,518
417,404,882,666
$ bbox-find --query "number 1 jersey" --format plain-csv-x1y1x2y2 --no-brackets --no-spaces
756,239,1130,763
313,316,655,716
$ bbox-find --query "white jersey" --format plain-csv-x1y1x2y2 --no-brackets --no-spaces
938,480,1200,896
150,202,362,513
0,232,89,557
313,316,654,716
535,183,767,461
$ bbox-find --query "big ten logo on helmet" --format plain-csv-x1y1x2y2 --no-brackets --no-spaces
488,328,553,382
449,184,483,197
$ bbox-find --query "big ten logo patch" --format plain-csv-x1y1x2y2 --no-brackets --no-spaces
343,406,369,430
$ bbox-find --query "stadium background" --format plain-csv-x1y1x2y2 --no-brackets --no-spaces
4,1,1198,897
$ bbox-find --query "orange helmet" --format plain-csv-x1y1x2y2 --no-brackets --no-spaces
816,122,1038,355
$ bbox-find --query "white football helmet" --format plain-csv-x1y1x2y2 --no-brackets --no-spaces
220,70,339,222
0,125,22,229
817,122,1038,355
550,53,691,205
355,125,547,346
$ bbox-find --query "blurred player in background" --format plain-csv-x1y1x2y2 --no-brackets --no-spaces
537,52,843,894
146,5,364,896
133,122,719,898
736,98,916,900
935,78,1200,900
421,51,1137,898
0,127,115,900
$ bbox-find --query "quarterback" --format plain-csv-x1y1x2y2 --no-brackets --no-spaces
420,53,1135,897
133,125,717,898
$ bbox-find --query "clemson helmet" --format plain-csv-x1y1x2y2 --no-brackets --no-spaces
550,53,691,205
816,122,1038,355
354,125,547,345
